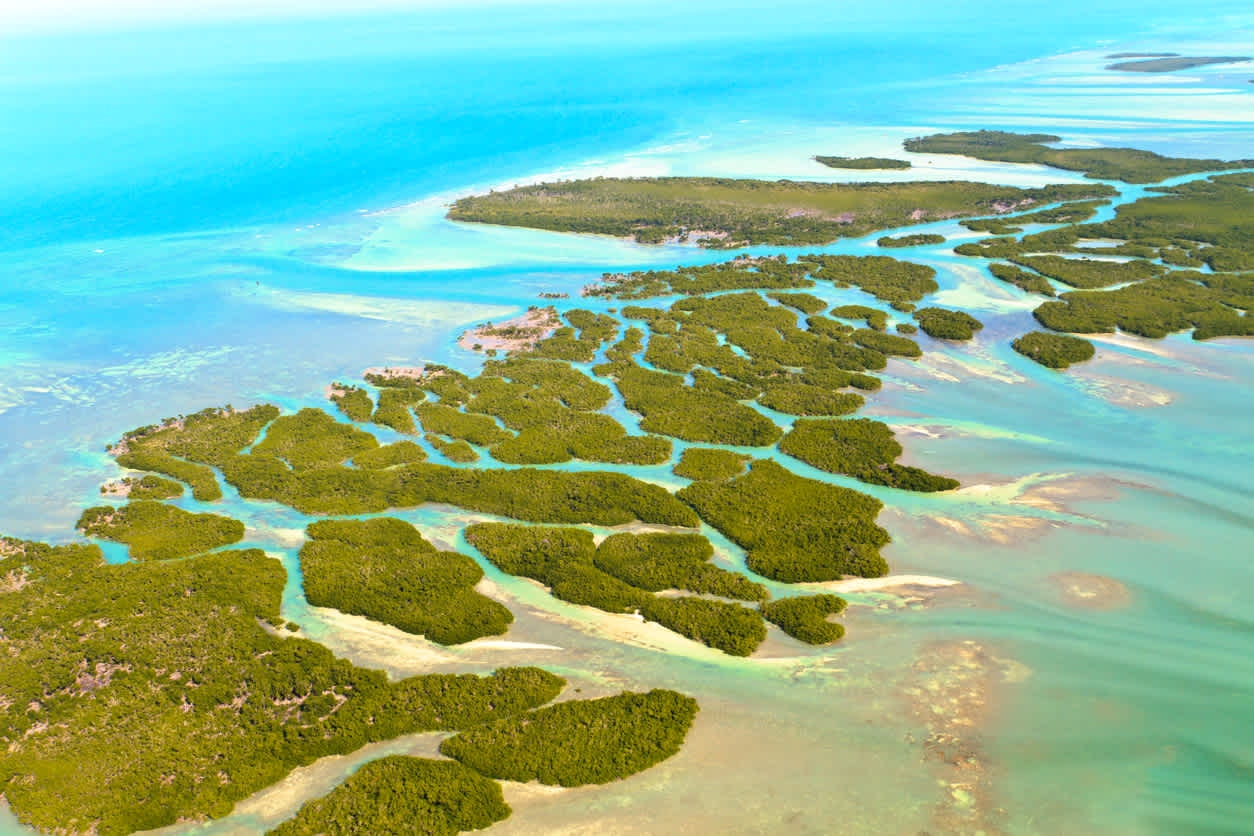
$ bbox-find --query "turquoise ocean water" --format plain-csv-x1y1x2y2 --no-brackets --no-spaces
2,2,1253,833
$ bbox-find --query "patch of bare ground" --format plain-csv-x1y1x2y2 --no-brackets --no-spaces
99,480,133,498
458,307,561,353
361,365,439,383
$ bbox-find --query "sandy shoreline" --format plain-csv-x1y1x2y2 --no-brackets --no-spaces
824,574,961,593
458,307,561,353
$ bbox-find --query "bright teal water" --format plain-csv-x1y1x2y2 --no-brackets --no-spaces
2,3,1254,834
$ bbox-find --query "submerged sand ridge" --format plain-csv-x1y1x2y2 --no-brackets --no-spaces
902,640,1030,835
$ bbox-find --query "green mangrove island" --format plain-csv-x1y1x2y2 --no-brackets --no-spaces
905,129,1254,183
439,689,699,786
268,757,511,836
814,155,911,169
942,163,1254,346
760,594,848,644
878,232,946,247
447,176,1113,247
1012,331,1097,369
1105,55,1250,73
300,517,514,644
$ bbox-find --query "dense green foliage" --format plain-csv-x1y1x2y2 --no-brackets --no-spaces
1079,176,1254,272
524,309,618,363
301,518,513,644
77,500,244,561
947,165,1254,343
758,384,864,416
353,441,427,469
416,403,512,447
449,176,1111,248
877,233,944,247
329,386,373,423
829,304,888,331
253,408,380,471
268,757,510,836
778,418,960,492
852,328,922,357
426,433,480,463
465,525,770,652
803,254,940,307
896,322,918,335
111,405,280,502
591,253,943,317
767,291,827,313
639,595,766,656
405,357,672,467
440,690,697,786
913,307,984,340
114,450,222,502
961,200,1106,235
0,538,562,835
465,523,648,614
372,387,422,434
1010,255,1164,289
1033,275,1254,340
216,444,699,522
904,130,1247,183
116,405,279,465
760,594,847,644
814,155,911,169
592,256,815,298
673,448,750,481
594,532,767,601
988,263,1056,296
610,362,782,446
1011,331,1097,369
678,460,889,582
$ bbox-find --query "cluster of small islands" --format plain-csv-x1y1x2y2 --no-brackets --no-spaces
1,129,1251,835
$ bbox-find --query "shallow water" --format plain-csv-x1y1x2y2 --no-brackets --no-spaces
2,4,1254,834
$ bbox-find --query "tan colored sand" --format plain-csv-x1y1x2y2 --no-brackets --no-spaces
824,574,961,593
0,569,30,593
458,307,561,353
100,479,133,498
361,365,434,383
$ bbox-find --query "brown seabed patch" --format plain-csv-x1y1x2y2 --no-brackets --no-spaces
918,512,1062,545
901,640,1029,834
1050,572,1132,610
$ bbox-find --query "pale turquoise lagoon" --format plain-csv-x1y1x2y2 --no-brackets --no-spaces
1,3,1253,833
